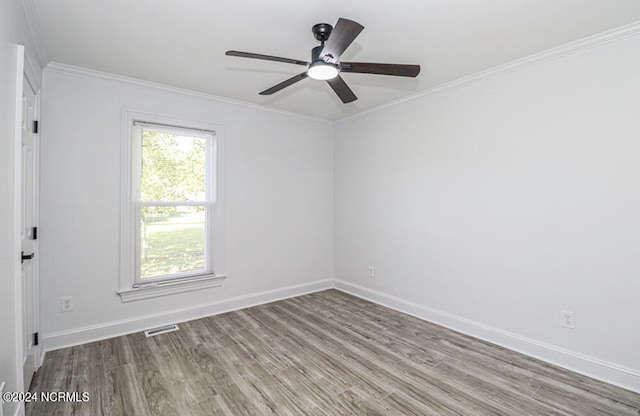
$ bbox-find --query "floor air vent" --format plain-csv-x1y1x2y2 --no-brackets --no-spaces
144,324,179,337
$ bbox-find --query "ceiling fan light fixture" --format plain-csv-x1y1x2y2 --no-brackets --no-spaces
226,18,420,103
308,61,339,80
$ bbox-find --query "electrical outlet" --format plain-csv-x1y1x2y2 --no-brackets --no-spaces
561,310,575,329
368,266,375,277
60,296,73,312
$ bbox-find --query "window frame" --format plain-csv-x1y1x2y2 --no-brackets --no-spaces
119,110,225,302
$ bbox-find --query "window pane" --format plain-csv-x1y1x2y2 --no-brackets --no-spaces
139,206,206,279
141,129,206,202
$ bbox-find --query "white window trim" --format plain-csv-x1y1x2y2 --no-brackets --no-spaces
118,110,226,302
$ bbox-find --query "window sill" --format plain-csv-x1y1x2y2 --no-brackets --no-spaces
117,274,226,303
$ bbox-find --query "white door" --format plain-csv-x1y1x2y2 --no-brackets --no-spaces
21,74,39,390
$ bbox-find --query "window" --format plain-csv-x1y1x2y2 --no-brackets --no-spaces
119,111,225,302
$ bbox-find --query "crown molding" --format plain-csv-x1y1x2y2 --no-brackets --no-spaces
23,56,41,91
336,20,640,124
43,62,332,125
21,0,50,68
41,20,640,126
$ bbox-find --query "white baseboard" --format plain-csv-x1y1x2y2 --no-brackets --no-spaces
41,277,640,394
333,279,640,394
0,391,23,416
43,279,332,351
10,403,24,416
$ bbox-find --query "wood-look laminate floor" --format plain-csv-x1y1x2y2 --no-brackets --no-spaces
27,289,640,415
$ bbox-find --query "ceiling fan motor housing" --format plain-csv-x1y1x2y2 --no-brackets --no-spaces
311,45,337,64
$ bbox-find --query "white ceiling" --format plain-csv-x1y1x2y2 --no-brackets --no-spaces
29,0,640,121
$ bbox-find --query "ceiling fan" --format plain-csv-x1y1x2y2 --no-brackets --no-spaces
226,18,420,104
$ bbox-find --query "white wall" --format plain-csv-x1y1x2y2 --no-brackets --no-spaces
1,0,43,414
32,19,640,393
334,35,640,391
39,68,334,348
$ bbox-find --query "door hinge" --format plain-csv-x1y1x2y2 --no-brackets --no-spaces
32,226,38,240
33,120,38,134
34,332,39,346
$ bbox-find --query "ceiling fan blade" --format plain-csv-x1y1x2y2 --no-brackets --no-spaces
226,50,309,66
340,62,421,77
326,75,357,103
259,72,309,95
320,18,364,62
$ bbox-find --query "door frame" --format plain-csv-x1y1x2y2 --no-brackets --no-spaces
22,71,42,376
13,49,42,398
12,44,26,399
25,54,43,370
